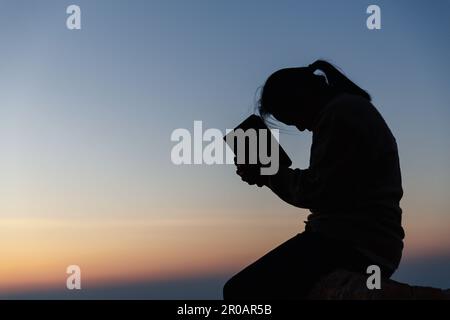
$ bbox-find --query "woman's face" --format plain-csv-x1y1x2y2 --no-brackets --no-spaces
272,110,307,131
270,95,316,132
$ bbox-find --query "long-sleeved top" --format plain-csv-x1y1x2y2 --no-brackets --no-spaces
267,93,405,271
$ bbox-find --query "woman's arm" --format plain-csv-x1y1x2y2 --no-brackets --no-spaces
266,167,316,209
235,163,317,209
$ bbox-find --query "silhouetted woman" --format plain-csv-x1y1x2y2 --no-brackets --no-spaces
223,60,405,299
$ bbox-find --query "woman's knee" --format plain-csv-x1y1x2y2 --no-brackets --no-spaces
222,276,235,300
223,273,242,300
223,271,254,300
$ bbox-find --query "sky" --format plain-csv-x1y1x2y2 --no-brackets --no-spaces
0,0,449,298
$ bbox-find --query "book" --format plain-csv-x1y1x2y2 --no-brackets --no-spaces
224,114,292,168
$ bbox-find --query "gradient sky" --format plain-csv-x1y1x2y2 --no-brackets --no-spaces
1,0,449,298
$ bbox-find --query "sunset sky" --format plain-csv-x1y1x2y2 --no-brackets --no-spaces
1,0,449,298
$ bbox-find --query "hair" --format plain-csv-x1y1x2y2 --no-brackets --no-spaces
258,60,371,118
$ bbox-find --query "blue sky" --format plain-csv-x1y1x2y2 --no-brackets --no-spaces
0,0,449,298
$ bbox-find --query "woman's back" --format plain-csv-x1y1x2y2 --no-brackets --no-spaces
306,93,404,271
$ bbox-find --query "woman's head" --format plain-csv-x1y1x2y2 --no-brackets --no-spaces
258,60,371,131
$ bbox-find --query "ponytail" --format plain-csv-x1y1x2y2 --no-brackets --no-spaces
308,60,371,101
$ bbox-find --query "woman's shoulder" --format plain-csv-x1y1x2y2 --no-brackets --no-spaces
318,93,385,134
326,93,374,116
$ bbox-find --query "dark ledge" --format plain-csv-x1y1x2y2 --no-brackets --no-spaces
308,270,450,300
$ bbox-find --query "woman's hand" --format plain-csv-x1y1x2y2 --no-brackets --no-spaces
235,163,268,187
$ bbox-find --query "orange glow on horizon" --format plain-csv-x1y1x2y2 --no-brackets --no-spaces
0,212,301,293
1,207,449,294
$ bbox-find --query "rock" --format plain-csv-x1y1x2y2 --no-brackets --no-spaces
308,269,450,300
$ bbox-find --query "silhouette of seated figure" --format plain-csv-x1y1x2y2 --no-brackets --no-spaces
223,60,405,300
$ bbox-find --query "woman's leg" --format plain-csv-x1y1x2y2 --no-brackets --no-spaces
223,231,375,300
